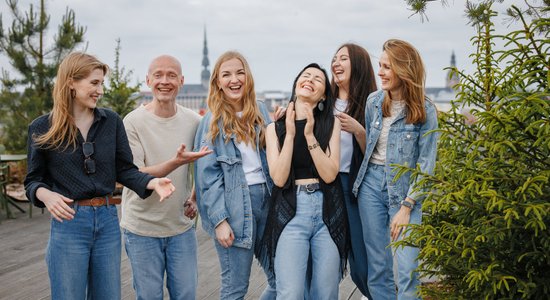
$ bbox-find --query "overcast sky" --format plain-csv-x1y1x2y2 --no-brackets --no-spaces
1,0,520,92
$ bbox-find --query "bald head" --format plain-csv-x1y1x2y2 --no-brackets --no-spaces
148,55,182,76
146,55,184,103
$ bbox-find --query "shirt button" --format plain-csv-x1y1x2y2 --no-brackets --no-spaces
375,121,379,125
406,134,411,139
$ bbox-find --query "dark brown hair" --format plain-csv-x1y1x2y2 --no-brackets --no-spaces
331,43,377,126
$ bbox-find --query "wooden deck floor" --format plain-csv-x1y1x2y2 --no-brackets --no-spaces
0,206,363,300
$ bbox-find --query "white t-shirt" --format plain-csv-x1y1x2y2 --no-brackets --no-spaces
334,98,353,173
235,112,266,185
370,100,405,165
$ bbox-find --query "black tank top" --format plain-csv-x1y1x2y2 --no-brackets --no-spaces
292,119,317,179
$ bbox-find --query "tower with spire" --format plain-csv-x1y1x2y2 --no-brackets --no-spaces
446,51,460,88
201,26,211,88
424,51,461,111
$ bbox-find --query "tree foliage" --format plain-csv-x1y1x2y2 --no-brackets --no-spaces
102,38,140,118
398,1,549,299
0,0,85,153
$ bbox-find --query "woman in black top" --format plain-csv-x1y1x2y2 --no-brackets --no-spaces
263,63,348,300
24,52,175,300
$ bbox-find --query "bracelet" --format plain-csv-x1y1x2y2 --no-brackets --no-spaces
400,199,414,209
308,142,319,150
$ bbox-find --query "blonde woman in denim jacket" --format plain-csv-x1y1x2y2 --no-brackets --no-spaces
353,39,439,300
194,51,276,300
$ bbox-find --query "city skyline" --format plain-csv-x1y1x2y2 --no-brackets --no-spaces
0,1,518,92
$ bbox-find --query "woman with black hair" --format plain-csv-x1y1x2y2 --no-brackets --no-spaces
263,63,349,300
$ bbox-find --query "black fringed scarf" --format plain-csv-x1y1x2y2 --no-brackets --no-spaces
259,119,350,278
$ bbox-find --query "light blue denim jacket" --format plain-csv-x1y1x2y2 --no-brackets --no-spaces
194,101,273,249
352,90,439,206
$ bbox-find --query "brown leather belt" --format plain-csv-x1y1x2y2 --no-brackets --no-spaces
76,195,121,206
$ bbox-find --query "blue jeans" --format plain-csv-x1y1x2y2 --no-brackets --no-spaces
340,173,372,298
275,189,340,300
214,183,276,300
123,228,198,300
46,204,121,300
358,163,422,300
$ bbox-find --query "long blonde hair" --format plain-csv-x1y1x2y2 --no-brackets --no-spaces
34,52,108,150
207,51,264,148
382,39,427,124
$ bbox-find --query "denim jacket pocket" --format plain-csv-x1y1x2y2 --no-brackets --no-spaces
398,131,419,159
216,155,242,192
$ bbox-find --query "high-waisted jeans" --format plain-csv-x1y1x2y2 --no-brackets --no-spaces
358,163,422,300
46,204,121,300
213,183,276,300
275,189,340,300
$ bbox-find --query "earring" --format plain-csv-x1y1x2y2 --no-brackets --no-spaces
317,99,325,111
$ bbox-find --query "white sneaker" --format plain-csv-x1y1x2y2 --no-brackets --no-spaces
361,296,369,300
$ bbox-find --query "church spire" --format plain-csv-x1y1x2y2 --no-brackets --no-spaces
201,26,211,88
450,51,456,67
446,50,459,89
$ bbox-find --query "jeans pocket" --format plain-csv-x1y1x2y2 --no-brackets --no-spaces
108,204,119,217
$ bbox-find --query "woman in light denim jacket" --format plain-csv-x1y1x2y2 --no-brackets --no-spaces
193,51,276,300
353,39,439,300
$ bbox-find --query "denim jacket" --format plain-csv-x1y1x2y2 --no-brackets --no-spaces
194,101,273,249
352,90,439,206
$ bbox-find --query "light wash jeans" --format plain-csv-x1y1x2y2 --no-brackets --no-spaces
213,183,276,300
358,163,422,300
123,228,198,300
46,204,121,300
304,174,371,299
275,189,340,300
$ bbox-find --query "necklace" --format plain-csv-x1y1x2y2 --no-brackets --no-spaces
334,106,346,113
334,98,348,113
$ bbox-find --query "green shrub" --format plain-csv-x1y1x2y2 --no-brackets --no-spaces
397,4,549,299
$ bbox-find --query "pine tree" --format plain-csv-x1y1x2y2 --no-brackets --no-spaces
398,1,550,298
102,38,141,118
0,0,84,153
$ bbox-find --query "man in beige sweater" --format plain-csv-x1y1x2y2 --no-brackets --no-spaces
121,55,212,300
